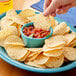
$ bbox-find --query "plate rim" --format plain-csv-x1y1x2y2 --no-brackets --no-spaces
0,10,76,73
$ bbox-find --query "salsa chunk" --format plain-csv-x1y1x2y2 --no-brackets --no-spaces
23,26,50,38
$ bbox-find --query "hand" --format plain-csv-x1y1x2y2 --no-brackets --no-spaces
43,0,76,17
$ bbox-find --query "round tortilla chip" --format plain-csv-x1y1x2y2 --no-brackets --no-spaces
34,53,49,64
30,13,55,30
19,51,30,61
42,45,63,52
25,61,46,68
43,49,63,57
53,22,67,35
63,33,76,46
6,45,28,61
26,48,42,61
45,35,65,48
11,15,26,25
19,9,35,18
1,16,14,29
26,51,42,61
6,9,17,19
4,35,25,46
0,26,17,40
45,54,64,68
0,25,18,47
63,47,76,61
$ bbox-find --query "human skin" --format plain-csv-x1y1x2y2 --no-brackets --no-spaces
43,0,76,17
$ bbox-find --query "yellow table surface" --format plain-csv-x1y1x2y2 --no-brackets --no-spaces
0,0,76,76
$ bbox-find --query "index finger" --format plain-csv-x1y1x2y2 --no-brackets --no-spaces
44,0,52,11
43,0,60,16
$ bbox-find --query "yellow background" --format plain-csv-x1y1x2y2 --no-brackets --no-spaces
0,0,13,14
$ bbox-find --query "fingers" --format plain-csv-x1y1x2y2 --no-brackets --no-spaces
56,5,72,14
44,0,52,11
43,0,75,16
43,0,59,16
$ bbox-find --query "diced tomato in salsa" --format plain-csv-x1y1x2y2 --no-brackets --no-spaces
23,25,50,38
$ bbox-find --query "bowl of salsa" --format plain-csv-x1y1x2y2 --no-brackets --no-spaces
21,22,53,48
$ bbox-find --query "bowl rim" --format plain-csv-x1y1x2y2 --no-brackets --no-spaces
21,22,53,40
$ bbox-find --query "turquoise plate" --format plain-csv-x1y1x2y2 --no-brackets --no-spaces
0,10,76,73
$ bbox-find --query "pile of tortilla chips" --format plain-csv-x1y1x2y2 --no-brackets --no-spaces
0,9,76,68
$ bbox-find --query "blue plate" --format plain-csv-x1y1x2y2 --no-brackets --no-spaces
0,10,76,73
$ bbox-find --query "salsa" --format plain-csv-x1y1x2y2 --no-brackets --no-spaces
23,26,50,38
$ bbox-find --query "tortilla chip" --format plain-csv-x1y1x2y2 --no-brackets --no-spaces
0,40,4,47
0,25,18,47
1,16,14,29
5,45,28,61
64,26,70,35
19,9,35,18
42,45,63,52
63,33,76,46
25,61,46,68
53,22,67,35
45,54,64,68
45,35,65,48
11,23,21,37
34,53,49,64
69,39,76,47
19,51,30,61
0,26,17,40
11,15,27,25
26,51,42,61
6,9,17,19
30,13,55,30
43,49,63,57
63,47,76,61
4,35,25,46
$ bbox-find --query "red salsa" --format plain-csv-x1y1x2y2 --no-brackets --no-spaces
23,26,50,38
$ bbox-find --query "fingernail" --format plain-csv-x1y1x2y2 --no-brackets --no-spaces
43,12,48,16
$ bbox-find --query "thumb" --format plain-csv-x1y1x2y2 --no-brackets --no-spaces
43,0,59,16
